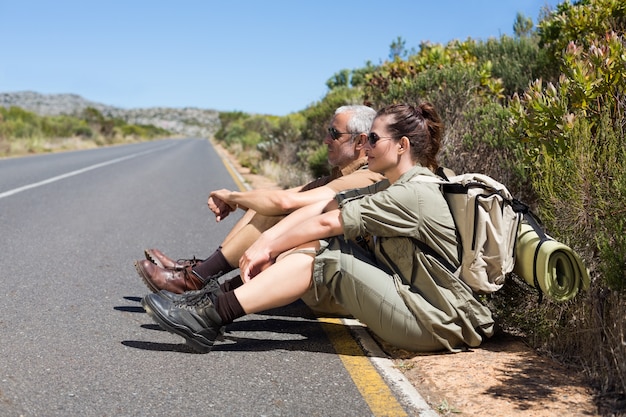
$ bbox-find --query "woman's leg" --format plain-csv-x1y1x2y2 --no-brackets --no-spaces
315,238,444,352
233,242,319,314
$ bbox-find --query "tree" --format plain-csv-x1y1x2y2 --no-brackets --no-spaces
325,69,351,90
389,36,407,60
513,12,534,37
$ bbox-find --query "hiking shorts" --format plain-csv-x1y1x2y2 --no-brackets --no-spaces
312,236,445,352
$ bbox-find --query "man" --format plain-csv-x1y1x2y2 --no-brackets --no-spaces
135,105,384,314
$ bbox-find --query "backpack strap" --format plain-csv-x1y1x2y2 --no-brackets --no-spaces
435,166,451,181
413,239,458,275
408,170,460,275
511,199,551,303
526,211,551,303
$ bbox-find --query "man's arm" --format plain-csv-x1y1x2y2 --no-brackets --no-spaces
210,169,384,219
207,185,304,221
210,184,337,218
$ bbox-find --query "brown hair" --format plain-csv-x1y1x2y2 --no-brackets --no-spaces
375,103,443,170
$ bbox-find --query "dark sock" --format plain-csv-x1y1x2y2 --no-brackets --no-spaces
215,291,245,325
192,248,234,283
220,275,243,292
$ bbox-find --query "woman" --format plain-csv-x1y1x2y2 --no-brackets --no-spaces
142,103,495,353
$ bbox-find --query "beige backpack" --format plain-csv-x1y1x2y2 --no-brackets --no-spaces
412,172,525,294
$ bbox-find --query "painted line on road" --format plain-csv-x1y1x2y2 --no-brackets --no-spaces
318,318,409,416
341,318,439,417
219,151,250,192
0,143,176,200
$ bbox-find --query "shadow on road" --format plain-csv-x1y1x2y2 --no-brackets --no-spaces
116,294,379,357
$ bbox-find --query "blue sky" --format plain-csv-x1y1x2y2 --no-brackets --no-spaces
0,0,560,116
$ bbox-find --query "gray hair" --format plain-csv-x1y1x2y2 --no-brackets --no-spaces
335,105,376,137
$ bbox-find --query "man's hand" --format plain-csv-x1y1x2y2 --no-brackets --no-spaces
208,189,237,222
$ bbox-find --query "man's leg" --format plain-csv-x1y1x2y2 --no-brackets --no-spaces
137,211,288,294
219,208,256,246
142,243,317,352
191,212,285,284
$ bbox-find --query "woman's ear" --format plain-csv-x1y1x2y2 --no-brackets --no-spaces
398,136,410,153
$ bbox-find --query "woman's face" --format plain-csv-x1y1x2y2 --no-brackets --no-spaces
365,115,400,175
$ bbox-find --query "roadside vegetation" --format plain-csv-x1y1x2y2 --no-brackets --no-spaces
213,0,626,411
0,106,171,156
2,0,624,411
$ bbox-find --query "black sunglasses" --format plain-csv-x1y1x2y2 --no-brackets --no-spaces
328,127,355,141
367,132,395,146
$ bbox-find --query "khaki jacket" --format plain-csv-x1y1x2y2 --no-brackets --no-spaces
339,165,494,351
300,157,384,193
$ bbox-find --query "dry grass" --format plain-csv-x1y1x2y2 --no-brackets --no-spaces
0,136,145,158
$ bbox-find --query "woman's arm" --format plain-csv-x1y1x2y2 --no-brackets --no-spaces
240,205,343,281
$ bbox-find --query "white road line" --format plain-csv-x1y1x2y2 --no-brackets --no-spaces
0,143,176,200
342,318,438,417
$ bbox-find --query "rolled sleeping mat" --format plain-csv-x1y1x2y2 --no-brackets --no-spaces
513,222,590,302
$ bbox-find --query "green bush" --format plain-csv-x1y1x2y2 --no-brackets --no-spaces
40,115,93,138
505,0,626,400
120,123,170,138
214,111,249,142
469,35,555,96
307,145,329,179
215,87,363,186
538,0,626,63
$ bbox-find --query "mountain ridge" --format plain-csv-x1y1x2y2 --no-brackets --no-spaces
0,91,220,138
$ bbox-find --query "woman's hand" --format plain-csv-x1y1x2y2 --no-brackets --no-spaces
208,189,237,222
239,234,275,282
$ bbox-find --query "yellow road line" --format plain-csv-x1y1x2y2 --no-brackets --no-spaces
219,153,249,192
318,318,408,417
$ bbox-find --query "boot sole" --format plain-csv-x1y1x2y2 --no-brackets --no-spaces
134,261,159,293
141,297,218,353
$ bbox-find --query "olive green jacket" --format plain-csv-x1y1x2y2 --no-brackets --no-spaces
338,165,494,351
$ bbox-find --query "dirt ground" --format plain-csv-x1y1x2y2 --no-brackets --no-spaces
214,143,601,417
378,333,599,416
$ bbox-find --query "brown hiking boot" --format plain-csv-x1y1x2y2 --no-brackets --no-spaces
134,260,204,294
144,248,201,270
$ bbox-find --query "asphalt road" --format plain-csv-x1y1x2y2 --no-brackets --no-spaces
0,138,432,417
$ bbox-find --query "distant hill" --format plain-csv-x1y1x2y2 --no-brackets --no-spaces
0,91,220,138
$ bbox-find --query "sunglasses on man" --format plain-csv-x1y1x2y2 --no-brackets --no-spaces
327,127,355,141
328,127,394,146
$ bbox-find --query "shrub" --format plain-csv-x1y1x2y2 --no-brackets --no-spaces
507,1,626,399
307,145,329,179
469,35,555,96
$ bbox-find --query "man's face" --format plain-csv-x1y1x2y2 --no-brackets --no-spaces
324,111,358,168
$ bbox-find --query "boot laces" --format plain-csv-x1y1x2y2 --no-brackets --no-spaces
176,256,202,268
175,279,221,308
179,267,202,291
